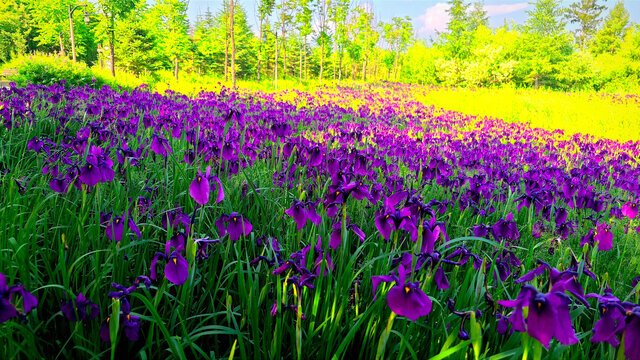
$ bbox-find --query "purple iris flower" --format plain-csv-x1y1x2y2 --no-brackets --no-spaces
0,273,38,323
622,201,638,219
581,221,613,251
308,146,323,167
104,213,141,242
492,212,520,241
49,177,70,193
446,245,483,270
78,161,102,186
150,134,172,156
100,298,141,342
498,285,578,348
372,264,432,322
284,200,322,230
515,260,588,305
27,137,44,153
221,140,238,160
329,218,365,249
189,166,224,205
216,212,253,241
151,251,189,285
61,293,99,322
586,289,625,347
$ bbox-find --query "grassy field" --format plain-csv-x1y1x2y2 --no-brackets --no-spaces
0,80,639,359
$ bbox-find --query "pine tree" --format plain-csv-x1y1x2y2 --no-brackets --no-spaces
590,0,629,54
519,0,572,88
469,1,489,31
565,0,607,49
444,0,472,59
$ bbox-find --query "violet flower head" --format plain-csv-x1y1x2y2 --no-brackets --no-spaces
498,285,578,348
61,293,99,322
151,251,189,286
216,212,253,241
622,201,638,219
284,200,321,230
0,273,38,323
372,264,432,322
189,166,224,205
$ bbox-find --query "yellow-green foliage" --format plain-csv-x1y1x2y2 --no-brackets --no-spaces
413,85,640,142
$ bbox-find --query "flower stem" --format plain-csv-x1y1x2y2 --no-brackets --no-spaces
375,312,396,360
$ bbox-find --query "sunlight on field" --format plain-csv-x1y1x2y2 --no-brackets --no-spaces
413,86,640,142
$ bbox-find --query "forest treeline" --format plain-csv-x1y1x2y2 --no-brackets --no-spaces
0,0,638,91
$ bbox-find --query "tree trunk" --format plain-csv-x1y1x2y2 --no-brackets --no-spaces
319,39,324,82
281,12,286,79
230,0,236,88
333,49,336,80
274,34,278,88
174,57,179,81
109,29,115,77
224,2,228,82
393,53,399,81
299,42,302,83
362,58,366,82
257,19,263,81
304,41,308,81
58,32,65,57
338,50,342,81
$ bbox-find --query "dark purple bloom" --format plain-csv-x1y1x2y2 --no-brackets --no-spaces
498,285,578,348
78,162,102,186
165,251,189,285
105,214,141,242
622,201,638,219
492,212,520,241
373,264,432,322
285,200,322,230
151,250,189,286
61,293,99,322
49,177,69,193
0,273,38,323
150,134,172,156
216,212,253,241
27,137,43,152
328,220,365,249
189,166,224,205
594,221,614,251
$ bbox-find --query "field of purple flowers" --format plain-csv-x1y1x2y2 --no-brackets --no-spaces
1,82,640,359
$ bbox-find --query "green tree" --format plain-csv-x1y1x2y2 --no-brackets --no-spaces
146,0,191,81
591,0,629,54
193,4,256,79
95,0,136,76
0,0,36,62
354,6,378,81
257,0,275,81
519,0,572,88
565,0,607,49
469,1,489,31
315,0,330,82
382,16,413,80
115,4,162,75
295,0,313,81
444,0,472,59
525,0,566,36
330,0,349,81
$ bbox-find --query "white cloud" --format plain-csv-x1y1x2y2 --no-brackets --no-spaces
417,2,529,35
484,3,529,16
417,3,451,34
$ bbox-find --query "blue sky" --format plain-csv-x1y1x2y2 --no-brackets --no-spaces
186,0,640,40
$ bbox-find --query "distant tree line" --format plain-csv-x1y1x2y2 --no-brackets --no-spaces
0,0,638,91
